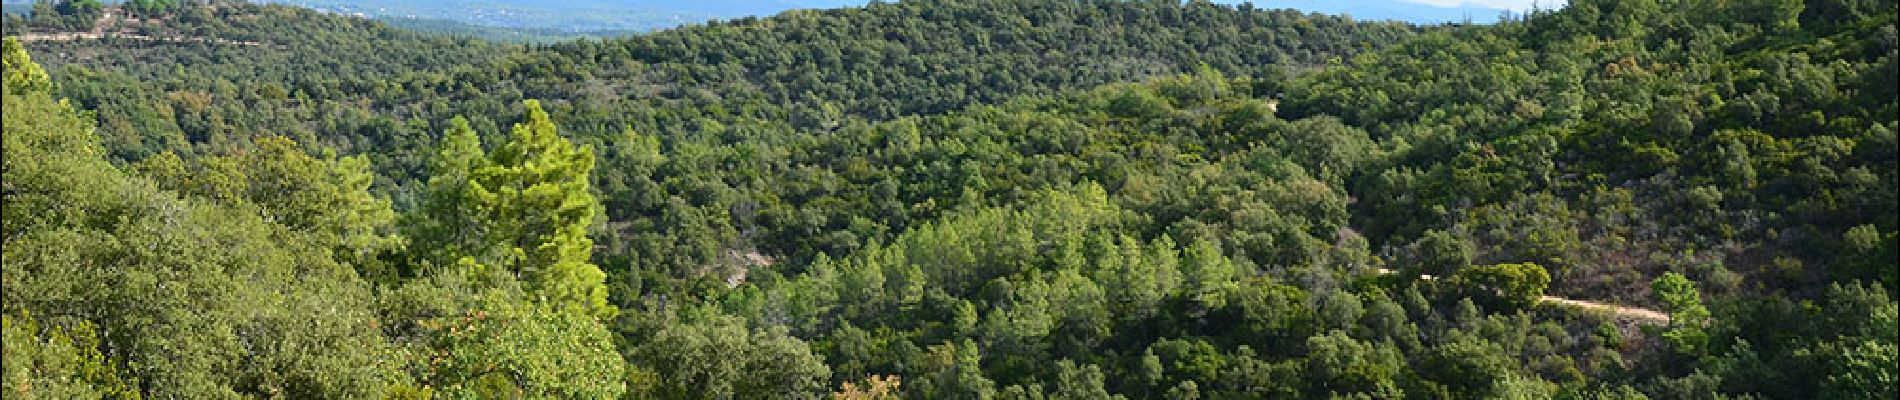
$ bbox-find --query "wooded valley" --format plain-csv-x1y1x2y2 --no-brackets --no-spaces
3,0,1895,398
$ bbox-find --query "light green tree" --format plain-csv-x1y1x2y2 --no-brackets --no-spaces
631,314,831,399
147,136,403,279
1181,239,1239,309
411,287,629,399
1651,272,1710,355
1,314,138,400
412,117,488,269
421,101,613,319
2,39,51,95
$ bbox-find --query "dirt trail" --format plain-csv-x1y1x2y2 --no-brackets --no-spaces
13,7,260,46
1371,268,1671,325
1538,296,1671,324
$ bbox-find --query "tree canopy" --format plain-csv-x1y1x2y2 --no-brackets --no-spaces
3,0,1897,397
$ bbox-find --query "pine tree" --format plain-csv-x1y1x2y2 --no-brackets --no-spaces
480,100,609,319
1182,239,1238,309
422,101,614,319
413,117,487,269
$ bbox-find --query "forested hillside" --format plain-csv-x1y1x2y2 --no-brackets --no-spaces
4,0,1896,399
10,0,1420,278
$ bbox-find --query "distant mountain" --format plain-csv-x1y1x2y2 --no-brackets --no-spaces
257,0,865,32
1243,0,1524,24
241,0,1523,38
0,3,29,16
1,0,1527,32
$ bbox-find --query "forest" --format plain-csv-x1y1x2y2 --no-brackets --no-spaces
2,0,1895,398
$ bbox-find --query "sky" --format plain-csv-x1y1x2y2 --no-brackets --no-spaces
1401,0,1568,12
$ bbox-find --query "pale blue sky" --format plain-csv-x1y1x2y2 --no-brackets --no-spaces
1401,0,1567,12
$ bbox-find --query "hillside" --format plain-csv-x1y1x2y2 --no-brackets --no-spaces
4,0,1897,398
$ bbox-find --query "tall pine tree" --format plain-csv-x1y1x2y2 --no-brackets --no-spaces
420,101,614,319
412,116,487,270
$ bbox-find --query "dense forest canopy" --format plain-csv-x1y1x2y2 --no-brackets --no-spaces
3,0,1896,399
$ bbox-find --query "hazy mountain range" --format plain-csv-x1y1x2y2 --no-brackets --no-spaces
256,0,1531,33
2,0,1545,38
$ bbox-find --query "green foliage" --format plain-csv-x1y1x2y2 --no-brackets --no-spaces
629,314,831,399
472,100,612,319
4,47,403,397
1414,334,1514,399
1,38,50,94
1303,331,1404,398
1451,263,1552,311
410,117,489,271
410,289,628,399
125,0,179,16
2,0,1896,398
910,339,996,400
421,101,614,319
1838,224,1899,292
138,136,405,280
1404,230,1472,279
1653,272,1712,356
1815,336,1898,400
55,0,103,16
1,314,139,400
1,46,117,237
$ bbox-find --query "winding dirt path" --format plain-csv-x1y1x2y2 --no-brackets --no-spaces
1538,296,1671,324
1372,268,1671,325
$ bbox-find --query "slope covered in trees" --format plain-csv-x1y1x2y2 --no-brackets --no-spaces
10,0,1421,280
4,0,1897,398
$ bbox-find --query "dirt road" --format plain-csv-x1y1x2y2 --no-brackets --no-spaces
1538,296,1671,324
1371,268,1671,325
